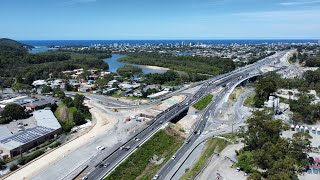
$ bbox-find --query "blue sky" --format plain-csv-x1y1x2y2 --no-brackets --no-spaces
0,0,320,40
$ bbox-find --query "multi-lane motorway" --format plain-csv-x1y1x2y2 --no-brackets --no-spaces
83,51,288,180
155,75,252,180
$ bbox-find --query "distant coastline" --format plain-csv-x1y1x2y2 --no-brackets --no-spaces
19,39,319,47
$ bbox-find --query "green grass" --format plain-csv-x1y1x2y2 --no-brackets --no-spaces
180,138,231,180
193,94,213,111
110,90,121,98
243,92,256,107
125,96,148,101
68,107,77,121
110,90,148,101
220,133,240,143
105,128,184,180
54,103,79,132
54,104,66,122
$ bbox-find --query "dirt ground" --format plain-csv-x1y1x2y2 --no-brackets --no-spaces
5,100,118,180
197,144,246,180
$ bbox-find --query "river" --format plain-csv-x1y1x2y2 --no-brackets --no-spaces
29,48,168,74
103,54,168,74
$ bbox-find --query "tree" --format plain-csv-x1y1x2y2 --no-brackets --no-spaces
0,160,6,170
244,110,287,150
96,75,114,89
41,85,52,94
0,84,4,94
9,164,18,171
254,73,279,107
50,103,58,112
62,97,73,107
238,110,308,179
95,77,108,89
73,111,86,125
1,104,26,121
65,83,73,91
52,89,65,99
12,83,31,93
112,82,119,88
248,172,261,180
117,64,142,77
73,94,85,109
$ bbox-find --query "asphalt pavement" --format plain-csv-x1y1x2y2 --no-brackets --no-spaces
81,50,289,180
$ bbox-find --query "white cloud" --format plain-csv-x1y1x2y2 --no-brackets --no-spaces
279,0,320,6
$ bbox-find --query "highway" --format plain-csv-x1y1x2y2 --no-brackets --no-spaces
155,76,250,180
83,51,288,180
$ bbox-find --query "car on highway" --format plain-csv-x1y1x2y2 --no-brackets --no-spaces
104,163,110,168
185,139,190,144
153,174,159,180
171,155,176,160
124,146,131,151
135,138,140,141
96,146,105,151
197,131,201,135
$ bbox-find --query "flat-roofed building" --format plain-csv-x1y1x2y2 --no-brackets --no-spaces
0,110,62,160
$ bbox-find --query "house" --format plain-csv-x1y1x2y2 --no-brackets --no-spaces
102,88,117,95
143,84,161,92
120,89,133,96
107,80,118,87
32,80,48,87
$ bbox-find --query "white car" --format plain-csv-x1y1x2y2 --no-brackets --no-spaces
171,155,176,160
153,174,159,180
96,146,105,151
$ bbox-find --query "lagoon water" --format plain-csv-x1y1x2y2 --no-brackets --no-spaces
30,46,57,54
104,54,168,74
29,47,167,74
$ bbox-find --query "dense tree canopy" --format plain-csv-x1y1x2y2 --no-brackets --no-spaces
252,70,320,124
239,110,310,179
1,104,26,122
73,111,86,125
41,85,52,94
0,40,110,86
73,94,85,110
118,53,235,75
254,72,279,107
116,64,142,77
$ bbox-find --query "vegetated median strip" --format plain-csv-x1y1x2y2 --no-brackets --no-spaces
243,92,255,107
192,94,214,111
180,137,231,180
104,127,184,180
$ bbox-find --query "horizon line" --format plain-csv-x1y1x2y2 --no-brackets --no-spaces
17,38,320,41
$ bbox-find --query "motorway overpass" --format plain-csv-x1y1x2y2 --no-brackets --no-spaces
78,51,289,180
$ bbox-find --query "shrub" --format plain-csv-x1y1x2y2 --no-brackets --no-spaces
9,164,18,171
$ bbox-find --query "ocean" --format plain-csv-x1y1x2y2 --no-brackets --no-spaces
20,39,319,47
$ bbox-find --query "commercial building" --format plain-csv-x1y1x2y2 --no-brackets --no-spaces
0,110,62,160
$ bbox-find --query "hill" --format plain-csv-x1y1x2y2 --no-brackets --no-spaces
0,38,33,52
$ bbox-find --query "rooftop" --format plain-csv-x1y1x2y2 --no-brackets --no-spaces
0,126,12,141
33,110,61,130
0,126,55,150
